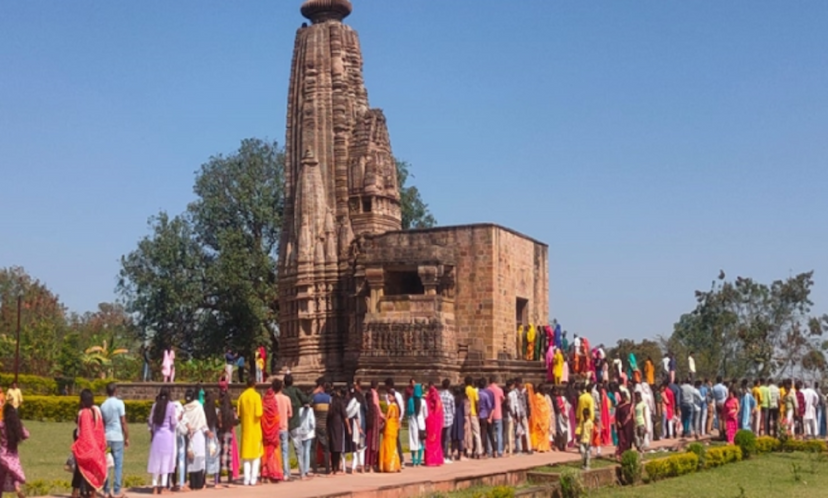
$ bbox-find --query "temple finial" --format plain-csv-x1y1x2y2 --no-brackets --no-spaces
300,0,352,23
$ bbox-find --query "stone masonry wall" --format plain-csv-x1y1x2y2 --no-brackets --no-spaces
492,228,549,360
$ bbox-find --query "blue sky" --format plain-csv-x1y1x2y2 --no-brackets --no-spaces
1,1,826,346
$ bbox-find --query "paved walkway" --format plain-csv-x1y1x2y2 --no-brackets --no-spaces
127,436,704,498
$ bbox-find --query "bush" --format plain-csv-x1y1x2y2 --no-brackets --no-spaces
705,446,742,468
644,453,698,482
486,486,515,498
781,439,827,453
756,436,781,454
19,396,153,423
734,430,757,459
559,468,585,498
620,450,642,485
686,442,706,470
0,373,58,395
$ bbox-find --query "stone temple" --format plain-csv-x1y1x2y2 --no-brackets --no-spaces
278,0,549,384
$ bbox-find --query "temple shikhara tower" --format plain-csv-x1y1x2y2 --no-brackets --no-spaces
278,0,550,383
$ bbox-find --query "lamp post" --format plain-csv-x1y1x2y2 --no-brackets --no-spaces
14,294,21,384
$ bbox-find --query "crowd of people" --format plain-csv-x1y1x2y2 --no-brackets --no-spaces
2,340,828,497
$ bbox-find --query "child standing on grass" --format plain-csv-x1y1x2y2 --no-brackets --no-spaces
578,408,594,470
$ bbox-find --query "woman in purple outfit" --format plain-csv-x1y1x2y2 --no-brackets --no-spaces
147,388,177,494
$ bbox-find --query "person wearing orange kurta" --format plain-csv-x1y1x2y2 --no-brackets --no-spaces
238,378,263,486
644,357,655,386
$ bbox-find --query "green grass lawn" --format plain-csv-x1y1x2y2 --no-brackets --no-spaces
21,421,151,486
589,452,828,498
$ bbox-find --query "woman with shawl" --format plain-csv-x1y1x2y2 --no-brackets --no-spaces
364,381,382,472
627,353,638,380
553,349,564,385
71,389,107,498
545,344,556,383
346,385,366,473
260,384,283,483
203,391,221,486
552,388,570,450
450,388,467,461
407,384,427,466
614,391,634,458
739,388,756,431
526,384,550,452
0,403,28,498
543,387,556,450
600,385,612,446
525,325,536,361
327,387,348,475
216,391,239,486
181,389,209,490
724,390,740,444
378,392,401,472
148,388,176,493
424,385,444,466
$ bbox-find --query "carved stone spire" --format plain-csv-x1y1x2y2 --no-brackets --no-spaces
301,0,352,23
278,1,400,382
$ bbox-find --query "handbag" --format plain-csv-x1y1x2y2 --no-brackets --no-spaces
64,454,76,473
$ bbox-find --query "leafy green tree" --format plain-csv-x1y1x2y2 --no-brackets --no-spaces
396,159,437,229
118,212,207,358
667,271,823,380
0,266,68,376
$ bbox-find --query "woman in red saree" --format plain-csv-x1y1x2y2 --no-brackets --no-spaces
600,386,612,446
424,385,444,466
364,381,383,472
71,390,106,498
724,390,740,444
260,386,283,482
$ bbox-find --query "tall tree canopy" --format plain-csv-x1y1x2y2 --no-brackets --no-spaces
119,140,437,361
664,271,827,380
396,159,437,229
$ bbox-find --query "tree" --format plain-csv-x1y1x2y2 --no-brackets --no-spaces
118,212,207,358
396,159,437,229
119,139,284,360
666,271,823,380
82,339,130,379
0,266,68,376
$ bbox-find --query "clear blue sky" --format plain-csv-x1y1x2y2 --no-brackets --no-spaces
1,1,826,346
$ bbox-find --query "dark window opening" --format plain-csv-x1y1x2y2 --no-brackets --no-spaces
516,297,528,327
384,271,424,296
362,197,372,213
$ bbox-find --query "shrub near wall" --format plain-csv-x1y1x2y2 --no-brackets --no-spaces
755,436,781,454
19,396,153,423
0,373,115,396
704,446,742,468
644,453,699,482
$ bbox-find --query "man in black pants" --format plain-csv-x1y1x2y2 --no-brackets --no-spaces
439,379,455,461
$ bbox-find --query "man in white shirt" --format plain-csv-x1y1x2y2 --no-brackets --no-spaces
612,358,623,380
661,356,671,380
802,383,820,439
687,353,696,380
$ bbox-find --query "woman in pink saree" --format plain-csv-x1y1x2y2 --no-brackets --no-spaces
424,385,444,466
545,344,555,383
724,390,740,444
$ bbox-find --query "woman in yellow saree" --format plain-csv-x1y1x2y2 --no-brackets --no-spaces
525,325,536,361
526,384,551,452
379,393,401,473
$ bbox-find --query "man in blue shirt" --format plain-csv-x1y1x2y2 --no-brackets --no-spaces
477,378,495,458
101,383,129,498
698,380,710,436
712,376,729,440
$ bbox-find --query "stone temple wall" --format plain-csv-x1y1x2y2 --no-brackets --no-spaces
355,224,548,383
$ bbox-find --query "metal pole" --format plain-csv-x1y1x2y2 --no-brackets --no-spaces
15,295,21,384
